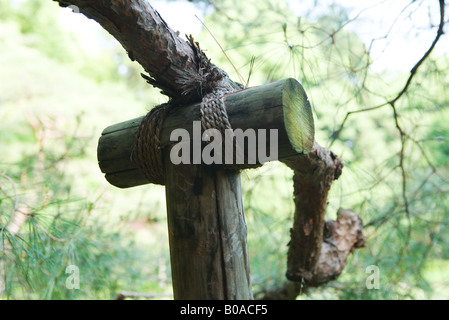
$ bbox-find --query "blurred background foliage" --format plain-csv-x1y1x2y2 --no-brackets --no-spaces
0,0,448,299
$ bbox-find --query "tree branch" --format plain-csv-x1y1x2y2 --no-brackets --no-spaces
114,291,172,300
281,143,347,283
330,0,446,147
259,208,365,299
54,0,240,103
390,0,445,106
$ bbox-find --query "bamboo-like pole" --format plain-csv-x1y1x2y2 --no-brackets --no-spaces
97,78,314,188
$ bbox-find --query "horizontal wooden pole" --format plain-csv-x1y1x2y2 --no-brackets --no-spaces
97,78,314,188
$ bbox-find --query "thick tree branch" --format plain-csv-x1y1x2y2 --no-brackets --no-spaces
259,208,365,299
281,142,344,283
308,208,365,287
54,0,240,103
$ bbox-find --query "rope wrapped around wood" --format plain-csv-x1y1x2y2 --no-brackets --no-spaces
133,102,173,185
132,33,244,185
133,89,235,186
200,89,233,132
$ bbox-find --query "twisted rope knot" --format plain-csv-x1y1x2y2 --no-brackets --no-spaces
133,103,173,185
133,88,235,185
200,89,233,133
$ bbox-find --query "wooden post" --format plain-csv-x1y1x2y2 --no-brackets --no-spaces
97,78,314,299
164,163,251,299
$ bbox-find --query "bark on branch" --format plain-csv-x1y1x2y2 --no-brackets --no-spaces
54,0,240,104
259,208,365,300
259,143,365,299
281,142,344,283
310,208,365,286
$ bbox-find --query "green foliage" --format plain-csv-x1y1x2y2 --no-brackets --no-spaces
198,0,449,299
0,1,170,299
0,112,171,299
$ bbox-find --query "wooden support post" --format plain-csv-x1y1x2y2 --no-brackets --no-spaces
97,78,314,300
165,162,252,299
98,78,314,188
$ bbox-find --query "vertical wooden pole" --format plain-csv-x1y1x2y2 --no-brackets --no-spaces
164,153,253,300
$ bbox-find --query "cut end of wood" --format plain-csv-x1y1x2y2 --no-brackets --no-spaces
282,78,315,154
